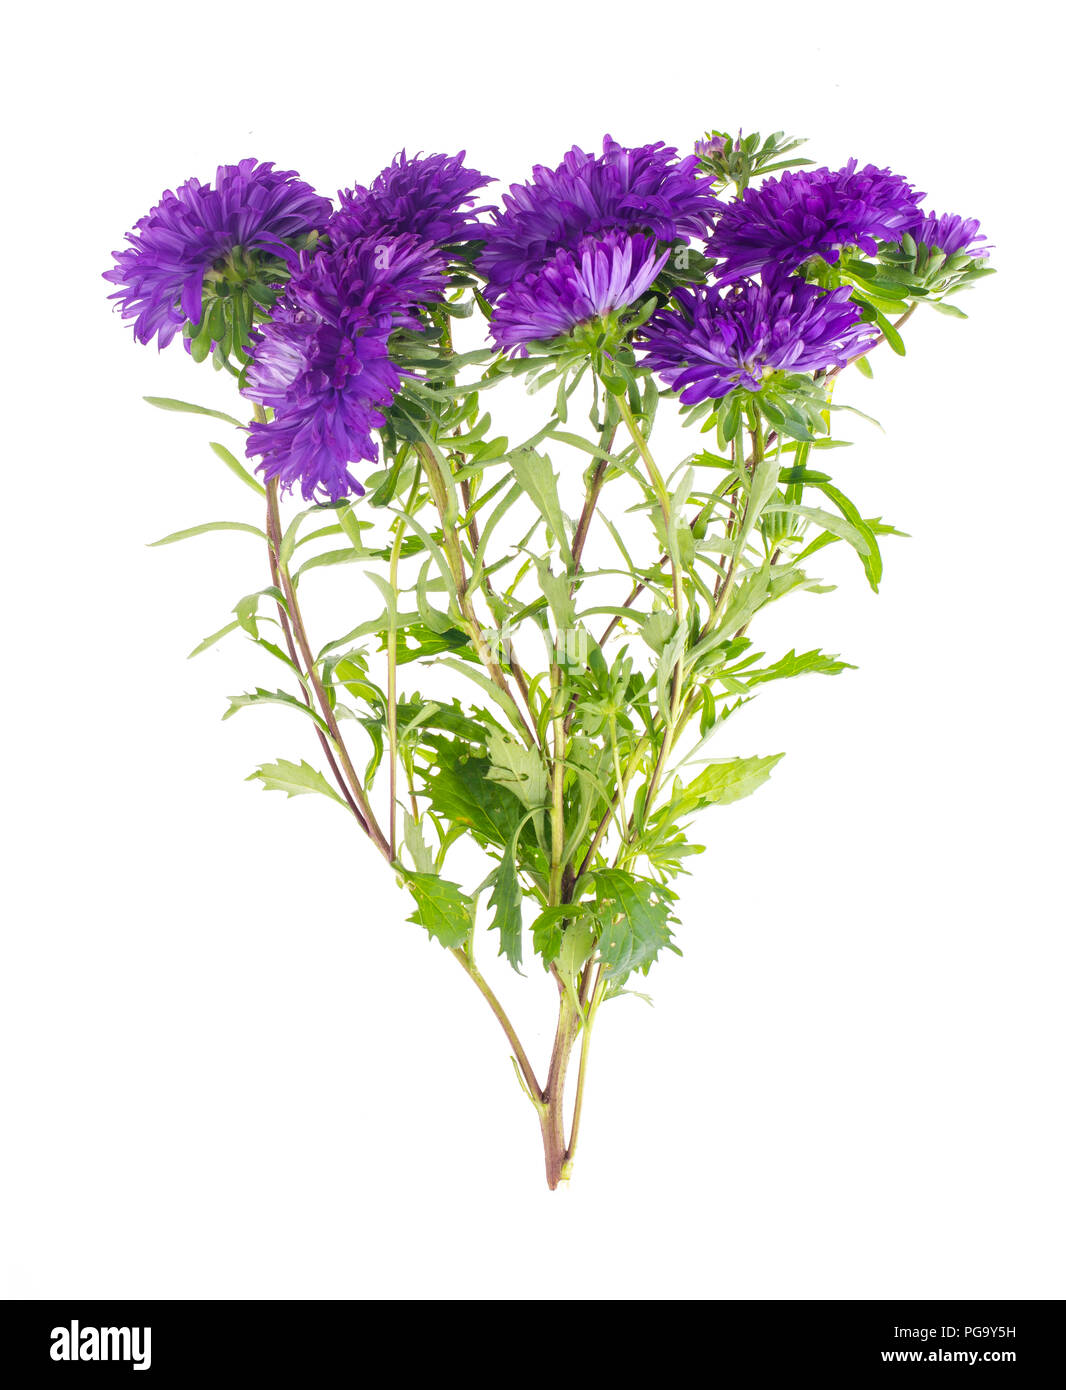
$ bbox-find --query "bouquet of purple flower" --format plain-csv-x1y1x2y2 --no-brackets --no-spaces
106,130,991,1189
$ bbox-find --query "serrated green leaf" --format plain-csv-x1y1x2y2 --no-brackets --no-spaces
658,753,784,822
590,869,680,987
486,728,549,808
402,871,474,949
511,448,573,564
744,649,855,686
222,687,329,734
488,850,524,970
247,758,346,805
403,811,436,874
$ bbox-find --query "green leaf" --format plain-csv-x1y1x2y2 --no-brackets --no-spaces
395,624,469,664
531,904,586,968
486,728,549,808
511,448,573,564
488,850,524,970
420,738,525,851
590,869,680,986
232,586,285,637
657,753,784,822
148,521,265,546
559,917,597,978
930,300,968,319
247,758,346,806
533,555,577,633
209,441,265,496
437,658,530,742
402,872,474,949
403,811,436,874
144,396,245,428
222,687,330,734
295,547,366,577
744,648,855,686
187,619,240,658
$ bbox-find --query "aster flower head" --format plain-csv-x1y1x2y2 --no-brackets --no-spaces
707,161,924,283
491,232,669,354
480,135,721,299
330,150,494,251
104,159,333,349
640,274,879,404
244,234,447,502
903,210,989,260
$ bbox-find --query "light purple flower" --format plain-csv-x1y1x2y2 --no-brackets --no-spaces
903,210,989,259
491,232,669,353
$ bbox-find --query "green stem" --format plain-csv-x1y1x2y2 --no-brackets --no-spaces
539,990,581,1189
549,663,567,908
450,947,542,1102
386,466,421,859
616,394,682,615
565,973,605,1174
418,442,537,747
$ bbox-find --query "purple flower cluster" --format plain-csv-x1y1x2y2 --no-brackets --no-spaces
104,160,332,349
481,136,717,299
640,276,878,404
330,150,493,249
108,139,988,491
481,135,713,352
707,160,923,282
491,232,669,353
244,235,448,501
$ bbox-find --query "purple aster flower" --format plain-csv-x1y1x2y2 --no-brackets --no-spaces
902,210,989,259
707,160,924,282
480,135,721,300
104,159,333,349
244,235,447,502
491,232,669,353
330,150,494,250
640,275,879,403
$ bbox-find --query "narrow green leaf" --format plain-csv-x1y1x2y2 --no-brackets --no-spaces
149,521,265,546
209,441,266,496
187,619,240,658
144,396,245,428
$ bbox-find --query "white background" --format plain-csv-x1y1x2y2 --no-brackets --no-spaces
2,1,1063,1300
